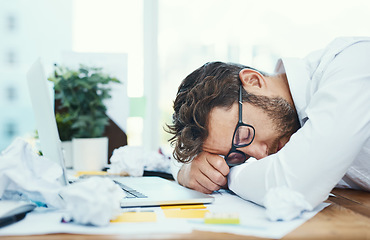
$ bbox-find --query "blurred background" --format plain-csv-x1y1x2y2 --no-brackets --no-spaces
1,0,370,154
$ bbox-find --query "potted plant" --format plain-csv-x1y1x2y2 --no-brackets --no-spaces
48,64,120,171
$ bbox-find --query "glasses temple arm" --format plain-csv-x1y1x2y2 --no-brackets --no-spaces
239,85,243,123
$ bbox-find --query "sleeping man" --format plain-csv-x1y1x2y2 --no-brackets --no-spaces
167,37,370,219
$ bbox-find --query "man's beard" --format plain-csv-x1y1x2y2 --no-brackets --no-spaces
247,94,301,154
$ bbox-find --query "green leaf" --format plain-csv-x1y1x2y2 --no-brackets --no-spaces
48,63,122,138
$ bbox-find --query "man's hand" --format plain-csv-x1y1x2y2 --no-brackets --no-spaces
177,151,230,194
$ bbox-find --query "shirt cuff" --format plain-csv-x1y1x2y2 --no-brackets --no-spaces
170,158,183,182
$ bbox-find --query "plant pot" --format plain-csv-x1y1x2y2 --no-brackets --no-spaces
61,140,73,169
72,137,108,171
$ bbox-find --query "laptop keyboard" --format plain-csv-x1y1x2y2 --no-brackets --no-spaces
113,180,148,199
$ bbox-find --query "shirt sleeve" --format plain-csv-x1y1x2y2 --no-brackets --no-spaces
170,158,183,182
228,41,370,211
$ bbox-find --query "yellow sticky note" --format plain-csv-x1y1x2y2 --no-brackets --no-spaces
204,212,240,225
163,209,209,219
161,204,206,210
111,211,157,223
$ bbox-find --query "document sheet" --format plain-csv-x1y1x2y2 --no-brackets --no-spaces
0,190,328,239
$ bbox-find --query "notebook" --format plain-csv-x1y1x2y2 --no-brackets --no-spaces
26,59,214,207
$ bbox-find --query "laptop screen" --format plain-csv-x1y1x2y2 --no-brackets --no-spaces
26,59,68,186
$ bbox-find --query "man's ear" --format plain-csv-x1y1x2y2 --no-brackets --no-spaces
239,68,266,90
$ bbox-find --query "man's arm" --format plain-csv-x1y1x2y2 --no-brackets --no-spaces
229,40,370,210
176,152,229,194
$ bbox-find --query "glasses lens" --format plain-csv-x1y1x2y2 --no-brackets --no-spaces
225,151,246,166
233,125,254,147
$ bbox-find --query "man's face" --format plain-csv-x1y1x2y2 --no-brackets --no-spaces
203,95,299,161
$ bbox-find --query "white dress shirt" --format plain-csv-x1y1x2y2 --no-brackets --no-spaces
228,37,370,214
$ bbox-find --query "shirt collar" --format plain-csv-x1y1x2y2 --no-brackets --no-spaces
274,58,311,125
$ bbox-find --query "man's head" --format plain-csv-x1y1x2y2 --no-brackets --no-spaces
167,61,300,164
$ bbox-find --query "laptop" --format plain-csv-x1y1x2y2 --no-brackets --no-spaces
26,59,214,207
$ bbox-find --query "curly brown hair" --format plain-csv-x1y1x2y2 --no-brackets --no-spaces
166,62,267,163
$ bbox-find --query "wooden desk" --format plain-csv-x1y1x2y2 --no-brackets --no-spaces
2,188,370,240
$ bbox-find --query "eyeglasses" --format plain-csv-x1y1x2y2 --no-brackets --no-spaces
224,84,255,167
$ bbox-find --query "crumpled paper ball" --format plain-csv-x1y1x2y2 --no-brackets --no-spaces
59,176,125,226
108,146,171,176
0,138,127,227
0,138,64,208
263,186,313,221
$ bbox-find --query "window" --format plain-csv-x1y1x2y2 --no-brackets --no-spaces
6,50,16,65
7,14,16,31
157,0,370,151
3,0,370,153
72,0,144,146
6,85,17,102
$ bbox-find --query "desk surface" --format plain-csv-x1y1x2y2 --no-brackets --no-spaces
2,188,370,240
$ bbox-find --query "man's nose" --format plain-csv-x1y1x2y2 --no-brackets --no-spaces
242,144,268,160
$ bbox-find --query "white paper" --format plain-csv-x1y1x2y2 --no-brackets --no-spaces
0,138,64,208
190,190,329,238
264,186,313,221
0,208,192,236
0,138,128,227
108,146,171,176
0,189,328,238
59,177,126,226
